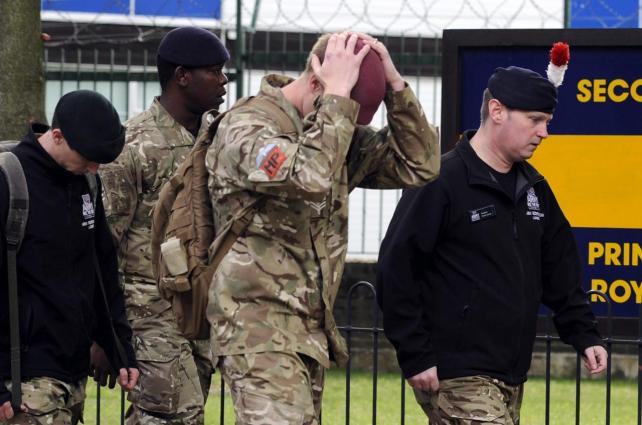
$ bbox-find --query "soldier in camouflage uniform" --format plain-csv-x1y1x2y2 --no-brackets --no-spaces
100,27,229,425
206,32,440,424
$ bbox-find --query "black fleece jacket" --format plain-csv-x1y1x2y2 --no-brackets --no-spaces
377,130,604,385
0,125,136,405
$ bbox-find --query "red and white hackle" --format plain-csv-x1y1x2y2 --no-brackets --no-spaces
546,42,570,88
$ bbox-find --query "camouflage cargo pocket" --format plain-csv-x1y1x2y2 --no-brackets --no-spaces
6,377,79,424
234,390,306,424
436,376,506,422
127,336,181,414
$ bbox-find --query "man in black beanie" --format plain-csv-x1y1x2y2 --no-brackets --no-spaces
99,26,228,425
378,65,608,423
0,90,139,423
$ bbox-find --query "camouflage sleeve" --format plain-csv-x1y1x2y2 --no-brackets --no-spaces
99,144,141,245
347,84,440,190
210,94,359,200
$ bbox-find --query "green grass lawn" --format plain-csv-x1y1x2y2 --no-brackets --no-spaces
83,371,637,424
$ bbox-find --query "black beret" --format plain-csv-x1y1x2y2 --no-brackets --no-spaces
52,90,125,164
487,66,557,113
158,27,230,67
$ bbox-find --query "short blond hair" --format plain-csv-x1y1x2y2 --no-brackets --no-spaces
304,33,332,73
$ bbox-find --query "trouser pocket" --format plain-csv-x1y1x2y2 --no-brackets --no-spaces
127,335,181,414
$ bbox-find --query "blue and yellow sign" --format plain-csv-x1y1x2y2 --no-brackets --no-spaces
445,30,642,317
41,0,222,19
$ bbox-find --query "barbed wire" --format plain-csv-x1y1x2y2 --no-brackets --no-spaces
40,0,641,47
235,0,567,35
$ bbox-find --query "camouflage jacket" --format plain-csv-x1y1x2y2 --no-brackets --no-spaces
205,74,440,367
101,98,215,317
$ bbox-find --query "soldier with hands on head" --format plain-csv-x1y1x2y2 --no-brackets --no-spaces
206,31,440,424
0,90,138,424
377,52,607,424
99,27,228,425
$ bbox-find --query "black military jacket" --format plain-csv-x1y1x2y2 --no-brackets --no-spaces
377,130,603,385
0,126,135,405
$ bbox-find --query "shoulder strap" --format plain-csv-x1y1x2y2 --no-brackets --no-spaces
0,140,20,154
85,173,98,206
248,96,297,135
0,152,29,250
85,173,128,371
209,199,262,273
91,251,128,370
207,97,295,271
0,151,27,410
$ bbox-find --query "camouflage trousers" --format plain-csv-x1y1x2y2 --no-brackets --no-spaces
218,351,325,425
414,375,524,425
124,283,215,425
2,377,86,425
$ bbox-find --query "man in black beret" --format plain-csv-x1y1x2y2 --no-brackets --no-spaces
99,26,228,424
0,90,139,424
378,65,608,423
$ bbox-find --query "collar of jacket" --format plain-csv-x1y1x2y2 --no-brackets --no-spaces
259,74,305,134
18,123,78,180
148,97,208,148
456,129,545,201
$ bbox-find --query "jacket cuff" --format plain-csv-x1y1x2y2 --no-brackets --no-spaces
400,352,438,380
317,94,360,123
123,340,137,368
570,332,606,354
384,82,413,112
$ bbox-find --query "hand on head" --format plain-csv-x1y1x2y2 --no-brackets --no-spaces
347,32,405,91
310,33,371,98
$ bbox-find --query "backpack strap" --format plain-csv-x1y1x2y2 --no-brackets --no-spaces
153,97,296,284
0,140,20,154
0,151,28,410
247,96,297,135
208,96,296,271
0,153,28,251
84,173,129,371
85,173,98,206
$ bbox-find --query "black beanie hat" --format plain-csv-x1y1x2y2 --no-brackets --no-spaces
487,66,558,113
52,90,125,164
158,27,230,67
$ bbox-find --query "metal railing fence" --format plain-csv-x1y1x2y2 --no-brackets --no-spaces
84,284,638,425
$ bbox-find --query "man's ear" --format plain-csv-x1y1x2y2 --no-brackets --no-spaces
307,72,324,95
174,66,191,88
488,99,505,124
51,128,65,145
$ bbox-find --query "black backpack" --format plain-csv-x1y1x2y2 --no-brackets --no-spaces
0,140,27,409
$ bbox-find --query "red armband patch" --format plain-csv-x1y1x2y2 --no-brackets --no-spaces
259,146,287,179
